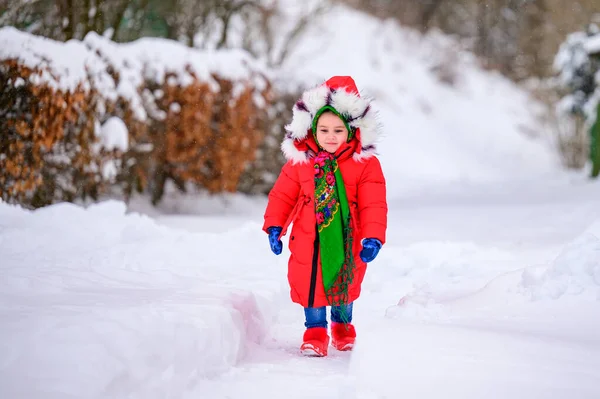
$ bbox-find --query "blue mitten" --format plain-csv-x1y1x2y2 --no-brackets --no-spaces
267,226,283,255
359,238,382,262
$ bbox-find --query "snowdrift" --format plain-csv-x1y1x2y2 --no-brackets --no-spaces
279,5,560,197
0,200,283,398
522,218,600,301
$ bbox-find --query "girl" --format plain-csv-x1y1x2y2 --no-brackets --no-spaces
263,76,387,357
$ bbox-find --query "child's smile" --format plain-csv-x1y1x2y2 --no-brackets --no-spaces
316,112,349,153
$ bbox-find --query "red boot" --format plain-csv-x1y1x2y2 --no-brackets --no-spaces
331,322,356,351
300,327,329,357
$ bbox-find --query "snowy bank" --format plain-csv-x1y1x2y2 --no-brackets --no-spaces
347,217,600,399
0,201,283,398
521,218,600,301
280,5,560,197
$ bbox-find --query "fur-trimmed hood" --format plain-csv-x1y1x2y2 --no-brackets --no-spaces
282,76,382,163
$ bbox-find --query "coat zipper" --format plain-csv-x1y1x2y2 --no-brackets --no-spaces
308,224,320,307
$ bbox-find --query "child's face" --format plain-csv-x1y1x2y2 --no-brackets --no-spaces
315,112,349,153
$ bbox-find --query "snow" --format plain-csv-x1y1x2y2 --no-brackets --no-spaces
82,32,265,90
521,219,600,301
0,26,100,93
350,318,600,399
0,26,268,122
2,4,600,399
99,117,128,152
278,5,560,197
2,180,600,398
1,4,558,194
554,30,600,124
0,200,281,398
554,31,590,87
584,34,600,55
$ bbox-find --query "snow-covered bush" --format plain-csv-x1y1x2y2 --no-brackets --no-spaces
554,27,599,119
553,25,600,175
0,59,117,207
0,27,272,207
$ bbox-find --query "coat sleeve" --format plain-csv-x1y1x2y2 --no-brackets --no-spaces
263,161,301,232
357,156,388,244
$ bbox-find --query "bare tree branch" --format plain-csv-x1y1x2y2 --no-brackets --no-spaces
272,3,330,67
216,0,263,49
0,0,43,26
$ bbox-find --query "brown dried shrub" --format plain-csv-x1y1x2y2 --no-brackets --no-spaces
208,76,266,193
123,73,270,204
135,75,217,204
0,60,111,208
1,56,271,208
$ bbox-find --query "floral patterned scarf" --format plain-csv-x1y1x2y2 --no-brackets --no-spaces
313,151,355,321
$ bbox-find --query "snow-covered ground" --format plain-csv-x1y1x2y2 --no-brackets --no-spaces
2,178,600,399
2,3,599,399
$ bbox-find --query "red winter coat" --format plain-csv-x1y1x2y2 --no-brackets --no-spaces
263,76,388,308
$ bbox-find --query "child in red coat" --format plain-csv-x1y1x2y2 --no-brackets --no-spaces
263,76,388,356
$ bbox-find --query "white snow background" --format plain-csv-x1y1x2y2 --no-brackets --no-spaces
2,4,600,399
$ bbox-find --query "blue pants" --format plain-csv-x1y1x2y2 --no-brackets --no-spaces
304,303,353,329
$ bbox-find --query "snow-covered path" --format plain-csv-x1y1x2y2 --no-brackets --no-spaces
149,180,600,399
2,180,600,398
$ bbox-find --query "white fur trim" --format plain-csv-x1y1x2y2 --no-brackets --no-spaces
330,90,368,121
281,137,308,164
282,83,383,161
353,148,377,162
285,107,312,140
352,104,381,148
302,84,329,115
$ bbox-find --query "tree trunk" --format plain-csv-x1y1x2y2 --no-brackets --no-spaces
419,0,444,32
83,0,92,36
110,0,130,41
476,1,489,63
63,0,75,40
